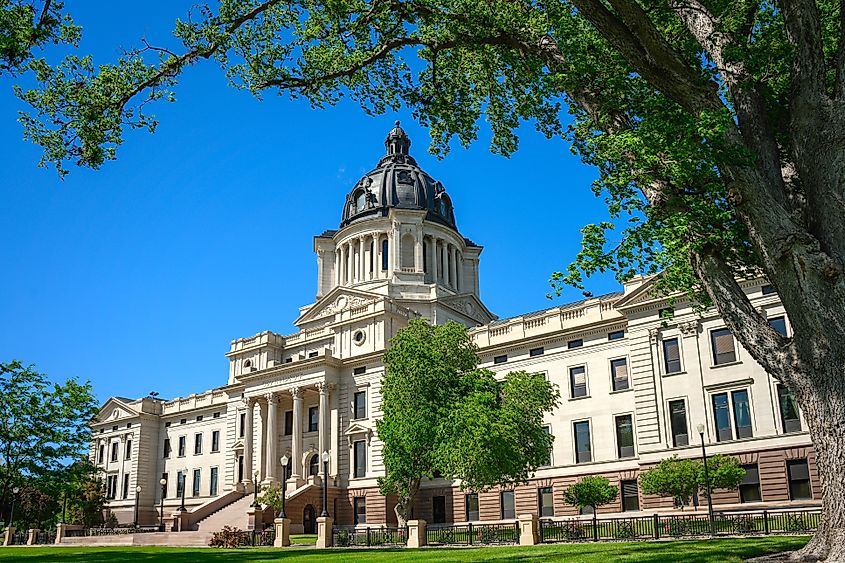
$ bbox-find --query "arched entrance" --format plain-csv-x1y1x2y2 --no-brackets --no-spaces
303,504,317,534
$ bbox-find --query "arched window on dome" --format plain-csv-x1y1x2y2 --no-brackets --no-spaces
381,239,389,271
354,190,366,213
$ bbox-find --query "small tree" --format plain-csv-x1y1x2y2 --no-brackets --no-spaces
562,476,618,535
639,455,745,508
256,483,282,512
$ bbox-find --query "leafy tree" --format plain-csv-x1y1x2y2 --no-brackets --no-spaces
378,319,559,525
13,0,845,556
562,475,618,533
639,455,746,508
64,459,106,529
0,360,98,527
0,0,79,75
256,483,282,512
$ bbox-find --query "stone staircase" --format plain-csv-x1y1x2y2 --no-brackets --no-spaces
195,493,257,532
60,531,213,547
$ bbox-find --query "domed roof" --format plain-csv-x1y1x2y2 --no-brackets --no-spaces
340,122,458,231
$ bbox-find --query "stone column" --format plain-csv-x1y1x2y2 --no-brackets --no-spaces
242,397,255,490
316,249,325,298
388,223,398,278
358,236,365,282
407,520,427,548
289,387,303,483
519,514,539,545
371,233,380,279
335,249,341,287
347,242,354,284
264,393,279,483
432,238,439,284
456,251,462,292
317,382,329,477
414,228,423,272
449,245,457,289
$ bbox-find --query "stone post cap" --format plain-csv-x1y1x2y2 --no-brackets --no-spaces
518,513,539,520
316,516,333,522
407,519,427,526
274,518,291,524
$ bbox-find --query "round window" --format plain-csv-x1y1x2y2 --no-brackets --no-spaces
353,330,366,346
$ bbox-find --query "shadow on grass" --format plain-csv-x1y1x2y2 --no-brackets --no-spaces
0,536,809,563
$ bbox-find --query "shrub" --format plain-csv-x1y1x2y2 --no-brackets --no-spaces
334,529,354,547
209,526,245,548
615,520,636,539
784,515,808,533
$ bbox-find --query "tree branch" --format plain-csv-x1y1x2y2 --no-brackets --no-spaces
778,0,826,96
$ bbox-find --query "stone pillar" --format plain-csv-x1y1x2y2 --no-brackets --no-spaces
519,514,539,546
289,387,303,483
407,519,427,548
317,382,329,476
2,527,14,546
316,249,325,298
449,245,457,289
247,507,261,531
358,236,365,283
456,251,462,292
264,393,279,483
335,249,341,286
388,221,398,278
414,228,423,272
273,517,291,547
26,528,39,545
432,239,439,284
348,242,354,284
316,516,333,548
243,397,255,490
55,523,66,544
371,233,379,280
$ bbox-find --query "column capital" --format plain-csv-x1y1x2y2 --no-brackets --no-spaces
242,396,256,407
289,387,303,400
316,381,330,395
264,392,279,404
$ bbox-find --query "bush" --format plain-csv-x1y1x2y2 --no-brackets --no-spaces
209,526,245,548
784,515,808,533
334,529,354,547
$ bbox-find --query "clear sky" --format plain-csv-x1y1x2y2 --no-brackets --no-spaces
0,1,620,405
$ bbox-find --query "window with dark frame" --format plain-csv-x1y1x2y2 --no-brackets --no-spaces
761,284,776,295
663,338,682,373
574,420,592,463
615,415,635,458
768,316,787,336
465,493,479,521
669,400,689,447
621,480,640,512
501,491,515,520
712,393,732,441
211,430,220,452
239,413,246,438
569,366,588,398
538,487,554,517
787,459,812,500
308,407,319,432
354,440,367,478
354,497,367,525
194,433,203,455
610,358,630,391
739,464,762,503
122,473,130,499
608,330,625,341
353,366,367,375
494,354,508,365
284,410,293,435
125,440,132,460
111,442,118,462
192,469,201,497
567,339,583,349
541,425,552,466
176,471,184,498
354,391,367,419
530,347,544,357
432,496,446,524
382,240,389,271
98,444,104,464
178,435,186,457
163,439,171,458
210,467,219,496
711,328,737,365
732,390,753,439
778,384,802,433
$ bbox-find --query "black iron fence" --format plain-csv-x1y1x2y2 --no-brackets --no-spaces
539,509,821,543
234,529,276,547
427,522,520,546
34,531,57,545
333,526,408,547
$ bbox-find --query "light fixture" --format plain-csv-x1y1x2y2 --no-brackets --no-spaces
322,450,330,463
159,478,167,486
696,423,705,434
12,487,19,494
136,485,142,493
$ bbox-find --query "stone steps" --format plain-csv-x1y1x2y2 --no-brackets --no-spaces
61,531,213,547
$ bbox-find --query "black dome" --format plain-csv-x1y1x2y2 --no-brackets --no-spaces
340,122,458,231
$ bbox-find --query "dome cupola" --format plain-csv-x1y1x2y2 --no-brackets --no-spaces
340,122,458,230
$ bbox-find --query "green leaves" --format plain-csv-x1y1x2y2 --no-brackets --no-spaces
377,319,559,520
639,454,746,506
562,475,618,511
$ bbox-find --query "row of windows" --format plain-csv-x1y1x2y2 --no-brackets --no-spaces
542,415,636,466
163,467,220,498
236,395,369,439
163,412,222,428
163,431,221,459
98,440,132,464
492,330,627,365
566,357,631,399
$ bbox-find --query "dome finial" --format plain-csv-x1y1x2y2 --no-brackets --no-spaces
385,120,411,156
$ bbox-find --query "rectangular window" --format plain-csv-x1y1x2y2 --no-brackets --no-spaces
778,384,802,433
353,366,367,375
353,391,367,419
106,475,116,499
308,407,319,432
196,415,203,422
610,358,630,391
569,366,588,398
732,390,753,439
239,413,246,438
194,433,203,455
608,330,624,341
663,338,682,374
211,430,220,452
308,351,318,358
712,393,732,442
284,410,293,436
739,464,762,503
111,442,118,462
432,496,446,524
574,421,592,463
124,440,132,460
98,444,104,464
494,354,508,365
354,497,367,525
213,412,220,419
615,415,635,458
768,316,787,336
787,459,812,500
465,493,479,521
176,471,184,498
541,425,552,466
621,480,640,512
178,435,186,457
122,473,130,499
669,400,689,447
163,438,171,459
192,469,201,497
538,487,554,517
529,347,545,357
210,467,219,496
762,284,776,295
501,491,515,520
711,328,737,365
353,440,367,478
567,339,583,349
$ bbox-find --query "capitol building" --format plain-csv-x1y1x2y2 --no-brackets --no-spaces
91,123,819,533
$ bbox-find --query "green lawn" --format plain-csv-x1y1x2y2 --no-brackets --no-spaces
0,536,808,562
290,534,317,545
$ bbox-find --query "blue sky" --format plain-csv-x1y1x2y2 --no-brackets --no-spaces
0,2,619,405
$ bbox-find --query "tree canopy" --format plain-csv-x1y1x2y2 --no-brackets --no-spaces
0,1,78,75
378,319,559,524
639,455,746,508
562,475,618,513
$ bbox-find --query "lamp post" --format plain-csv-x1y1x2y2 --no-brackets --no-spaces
320,451,330,517
159,478,167,531
279,456,289,519
697,423,715,535
251,472,260,508
178,470,187,512
133,486,142,527
8,487,19,528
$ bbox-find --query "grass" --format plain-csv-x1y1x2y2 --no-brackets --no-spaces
290,535,317,545
0,536,809,562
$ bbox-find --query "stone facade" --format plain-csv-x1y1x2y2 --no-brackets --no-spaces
90,124,817,529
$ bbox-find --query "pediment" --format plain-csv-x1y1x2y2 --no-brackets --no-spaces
295,286,383,326
437,293,498,324
613,276,663,310
94,397,139,424
344,421,373,436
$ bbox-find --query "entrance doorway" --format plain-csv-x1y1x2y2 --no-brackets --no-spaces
303,504,316,534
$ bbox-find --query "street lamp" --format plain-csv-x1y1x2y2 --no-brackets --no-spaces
697,423,715,535
251,472,260,508
279,455,289,519
8,487,19,528
320,451,330,518
159,477,167,531
179,470,187,512
133,486,142,528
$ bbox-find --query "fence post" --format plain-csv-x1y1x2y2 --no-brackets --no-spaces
763,511,769,535
468,522,473,546
316,516,334,548
653,513,660,540
367,527,371,547
407,519,427,548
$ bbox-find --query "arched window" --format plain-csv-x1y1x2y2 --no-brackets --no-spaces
354,190,366,212
381,239,389,271
243,359,252,368
309,454,320,476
